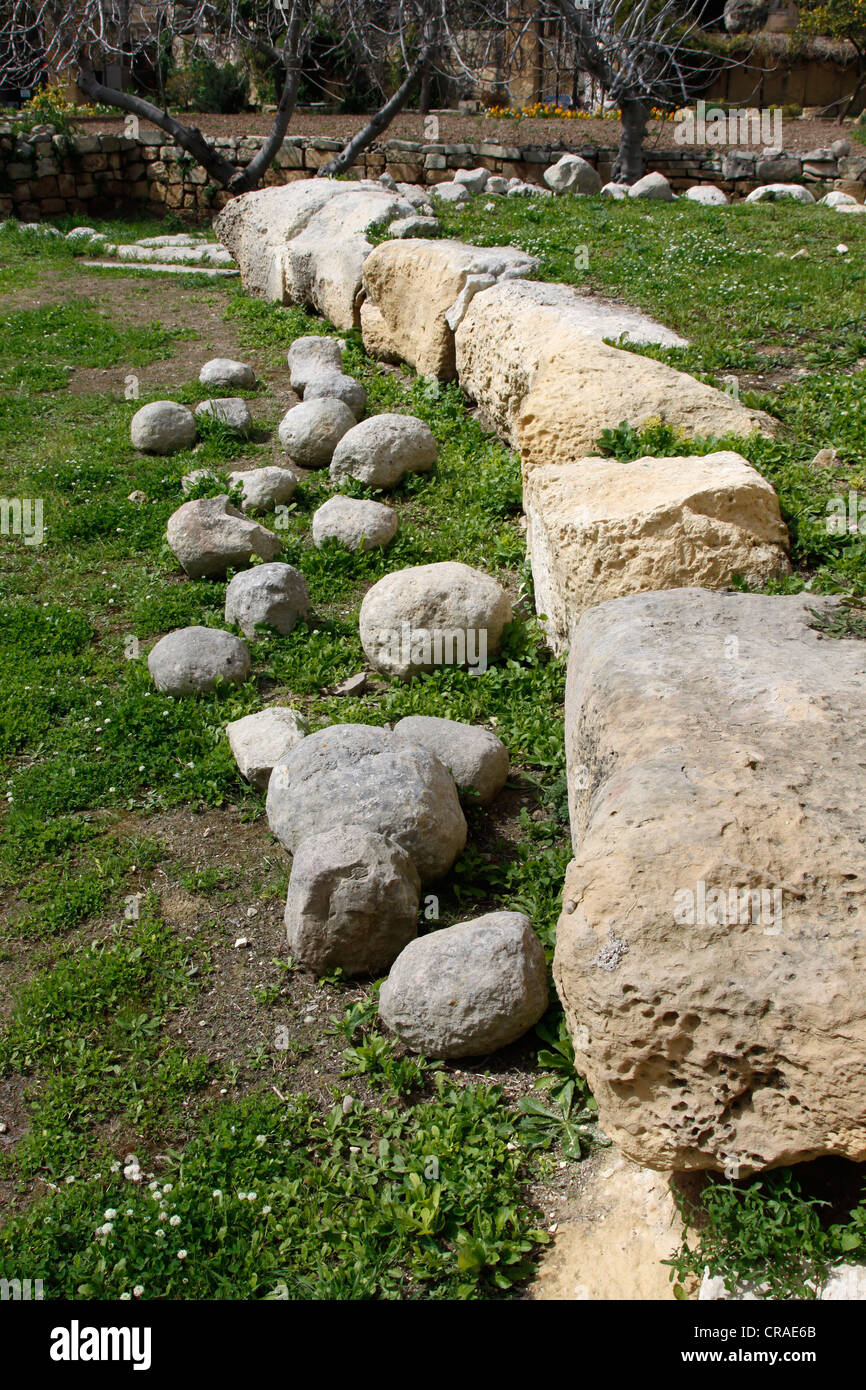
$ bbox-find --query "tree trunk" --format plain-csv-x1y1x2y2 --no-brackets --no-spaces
612,98,649,184
316,52,429,180
76,67,239,186
231,17,304,193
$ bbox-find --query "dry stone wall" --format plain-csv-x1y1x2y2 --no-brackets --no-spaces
2,122,864,223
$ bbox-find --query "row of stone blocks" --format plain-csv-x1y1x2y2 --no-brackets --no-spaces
214,177,866,1179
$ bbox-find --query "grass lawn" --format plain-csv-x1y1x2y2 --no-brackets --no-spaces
0,196,865,1300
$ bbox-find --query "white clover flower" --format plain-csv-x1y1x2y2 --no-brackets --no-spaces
120,1291,131,1300
247,1192,257,1202
177,1250,188,1261
133,1286,144,1297
162,1184,173,1194
212,1189,222,1199
261,1206,272,1216
104,1208,117,1220
155,1229,165,1239
169,1215,181,1227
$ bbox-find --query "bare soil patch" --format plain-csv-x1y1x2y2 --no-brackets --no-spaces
73,109,856,154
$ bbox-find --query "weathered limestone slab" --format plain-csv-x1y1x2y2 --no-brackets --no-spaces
214,179,415,328
361,238,537,379
524,451,790,652
554,589,866,1175
454,279,775,470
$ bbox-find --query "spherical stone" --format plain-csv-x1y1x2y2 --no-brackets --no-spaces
195,397,253,437
359,561,512,680
329,413,437,488
266,723,466,883
224,561,311,638
277,397,356,469
302,372,367,419
287,335,345,392
683,185,729,205
166,495,281,579
131,401,197,455
225,705,308,791
393,716,509,804
148,626,250,696
227,466,297,514
284,825,421,977
378,912,548,1058
199,358,256,389
311,495,398,552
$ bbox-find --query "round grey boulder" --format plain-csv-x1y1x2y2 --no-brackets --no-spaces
148,626,250,696
224,561,311,638
378,912,548,1058
228,466,297,514
329,413,437,488
302,372,367,419
285,825,420,977
195,397,253,437
130,401,196,454
199,358,256,389
266,723,466,883
394,716,509,804
287,335,345,392
359,561,512,680
312,496,398,552
278,398,356,469
166,495,281,579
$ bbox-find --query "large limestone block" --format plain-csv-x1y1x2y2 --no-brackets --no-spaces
361,238,537,379
553,589,866,1175
524,451,790,652
214,180,415,328
454,279,774,468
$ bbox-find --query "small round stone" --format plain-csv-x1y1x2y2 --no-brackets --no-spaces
266,723,466,883
312,496,398,552
195,397,253,437
224,561,311,638
379,912,548,1058
287,336,345,392
329,413,437,488
285,825,421,977
148,626,250,696
303,373,367,419
278,398,356,469
199,358,256,388
130,401,196,455
228,466,297,513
